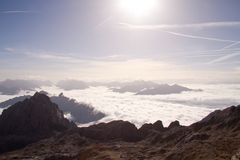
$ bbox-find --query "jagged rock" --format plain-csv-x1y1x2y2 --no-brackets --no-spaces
78,120,141,142
0,92,76,153
0,105,240,160
0,92,106,124
0,92,75,136
139,120,165,137
191,105,240,131
153,120,164,130
168,120,181,129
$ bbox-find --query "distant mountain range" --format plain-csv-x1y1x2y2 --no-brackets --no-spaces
136,84,202,95
0,93,239,159
0,92,106,124
111,80,159,93
111,81,202,95
0,79,202,96
56,80,89,90
0,79,51,95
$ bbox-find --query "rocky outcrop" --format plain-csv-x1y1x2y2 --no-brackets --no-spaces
78,120,141,142
0,92,106,124
0,92,76,153
168,120,181,129
191,105,240,131
0,105,240,160
139,120,165,137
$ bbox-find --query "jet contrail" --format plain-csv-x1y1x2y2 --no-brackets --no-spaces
120,23,237,43
208,52,240,64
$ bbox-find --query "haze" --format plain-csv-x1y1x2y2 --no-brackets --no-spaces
0,0,239,83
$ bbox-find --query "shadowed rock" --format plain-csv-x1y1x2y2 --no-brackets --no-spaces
0,92,106,124
0,92,76,153
0,105,240,160
168,120,181,129
78,120,141,142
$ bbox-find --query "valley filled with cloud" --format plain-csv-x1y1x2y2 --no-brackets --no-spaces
1,82,239,128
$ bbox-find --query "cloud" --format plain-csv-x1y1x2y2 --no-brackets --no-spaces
4,48,16,52
119,21,240,30
27,84,240,127
64,113,74,121
3,48,240,83
1,84,240,127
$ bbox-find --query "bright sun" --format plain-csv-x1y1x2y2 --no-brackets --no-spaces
119,0,158,18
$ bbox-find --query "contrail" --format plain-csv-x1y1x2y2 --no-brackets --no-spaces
95,16,113,29
120,22,240,64
163,30,236,43
208,52,240,64
120,23,237,43
220,41,240,50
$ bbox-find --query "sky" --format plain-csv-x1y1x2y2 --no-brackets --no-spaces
0,0,240,83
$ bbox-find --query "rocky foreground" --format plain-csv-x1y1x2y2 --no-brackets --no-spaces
0,93,239,160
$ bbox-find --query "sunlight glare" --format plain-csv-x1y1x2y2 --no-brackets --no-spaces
119,0,158,18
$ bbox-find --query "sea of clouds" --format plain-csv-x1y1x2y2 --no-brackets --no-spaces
0,84,240,128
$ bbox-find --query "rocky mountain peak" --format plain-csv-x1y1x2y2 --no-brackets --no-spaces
0,92,76,136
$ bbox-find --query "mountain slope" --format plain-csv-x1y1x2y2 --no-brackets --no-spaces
0,92,76,153
0,93,106,124
0,104,239,159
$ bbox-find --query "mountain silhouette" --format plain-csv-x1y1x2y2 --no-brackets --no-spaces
0,79,51,95
0,105,239,159
0,92,106,124
0,92,76,153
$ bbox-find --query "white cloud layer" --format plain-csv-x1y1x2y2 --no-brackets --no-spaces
1,84,240,128
0,84,233,128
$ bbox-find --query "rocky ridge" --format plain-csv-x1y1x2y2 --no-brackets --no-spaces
0,93,239,160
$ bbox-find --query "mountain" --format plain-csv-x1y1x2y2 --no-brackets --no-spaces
136,84,201,95
111,80,159,93
0,95,31,108
0,93,106,124
57,80,89,90
0,92,76,153
51,93,106,123
0,105,239,159
110,81,201,95
0,79,51,95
